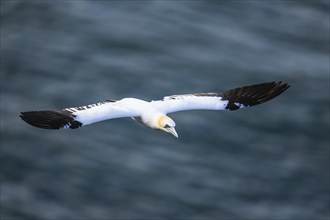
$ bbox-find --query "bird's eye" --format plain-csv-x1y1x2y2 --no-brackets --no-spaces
164,124,171,128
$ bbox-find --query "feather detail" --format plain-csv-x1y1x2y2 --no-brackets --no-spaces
20,111,82,129
220,81,290,110
152,81,289,113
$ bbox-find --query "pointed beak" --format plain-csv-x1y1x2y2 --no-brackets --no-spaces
167,127,178,138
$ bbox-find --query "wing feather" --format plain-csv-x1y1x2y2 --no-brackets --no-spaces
152,81,290,113
20,110,82,129
20,100,140,129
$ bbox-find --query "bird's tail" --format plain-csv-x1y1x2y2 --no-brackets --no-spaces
20,111,82,129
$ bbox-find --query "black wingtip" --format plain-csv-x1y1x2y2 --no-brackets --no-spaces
20,111,82,129
221,81,290,110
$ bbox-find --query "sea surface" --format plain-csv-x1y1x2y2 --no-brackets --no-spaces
1,1,329,220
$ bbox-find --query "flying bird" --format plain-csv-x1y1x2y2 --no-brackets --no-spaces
20,81,289,138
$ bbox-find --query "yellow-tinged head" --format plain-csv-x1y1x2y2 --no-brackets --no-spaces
157,115,178,138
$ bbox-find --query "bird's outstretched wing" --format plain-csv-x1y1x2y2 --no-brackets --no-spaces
20,100,139,129
152,81,290,114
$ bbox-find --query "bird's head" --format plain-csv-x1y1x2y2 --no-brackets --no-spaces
157,115,178,138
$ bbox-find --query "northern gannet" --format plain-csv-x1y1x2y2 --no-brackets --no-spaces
20,81,289,138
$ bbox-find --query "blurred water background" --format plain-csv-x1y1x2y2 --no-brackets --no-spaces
1,1,329,220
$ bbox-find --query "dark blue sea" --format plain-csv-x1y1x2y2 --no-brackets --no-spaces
1,1,329,220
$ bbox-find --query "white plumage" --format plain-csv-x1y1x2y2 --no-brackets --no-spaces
20,81,289,138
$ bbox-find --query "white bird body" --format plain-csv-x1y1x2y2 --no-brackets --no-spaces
20,81,290,138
